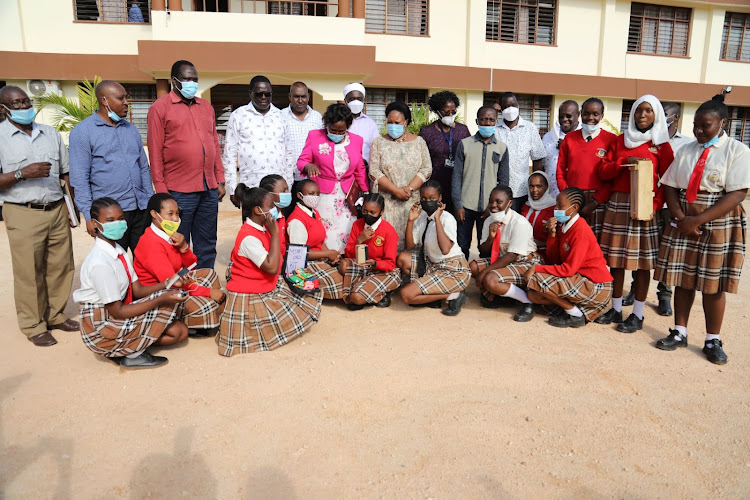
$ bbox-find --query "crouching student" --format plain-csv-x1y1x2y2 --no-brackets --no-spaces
134,193,224,338
338,193,402,310
217,187,323,356
523,188,614,327
521,172,556,261
397,180,471,316
287,179,344,299
73,198,190,369
653,95,749,365
472,185,543,319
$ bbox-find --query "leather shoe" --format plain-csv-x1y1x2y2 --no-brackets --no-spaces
188,329,211,338
594,308,623,325
347,302,365,311
480,294,506,309
548,312,586,328
513,303,535,322
703,339,727,365
657,299,672,316
442,291,468,317
655,329,687,351
374,293,391,308
622,290,635,306
28,331,57,347
117,351,168,369
616,313,644,333
409,300,442,309
49,319,80,332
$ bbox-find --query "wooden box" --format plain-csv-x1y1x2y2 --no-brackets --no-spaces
628,160,654,221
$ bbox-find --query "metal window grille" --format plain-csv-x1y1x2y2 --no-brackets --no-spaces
123,84,157,142
365,0,429,36
720,12,750,62
483,92,552,136
486,0,556,45
627,2,691,56
364,88,427,130
74,0,151,22
727,106,750,147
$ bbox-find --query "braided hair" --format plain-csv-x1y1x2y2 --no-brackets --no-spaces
491,184,514,200
362,192,385,211
90,197,120,221
560,187,585,213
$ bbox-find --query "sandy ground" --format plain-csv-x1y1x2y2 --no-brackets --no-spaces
0,199,749,499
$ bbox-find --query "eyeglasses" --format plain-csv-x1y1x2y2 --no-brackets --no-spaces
440,110,457,116
254,92,272,98
5,99,33,109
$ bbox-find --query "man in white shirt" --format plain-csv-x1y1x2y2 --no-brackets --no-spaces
664,102,693,155
281,82,323,181
343,83,379,164
541,100,580,198
494,92,547,212
224,75,292,206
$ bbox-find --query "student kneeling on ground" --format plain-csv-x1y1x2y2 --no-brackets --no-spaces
397,180,471,316
73,197,190,369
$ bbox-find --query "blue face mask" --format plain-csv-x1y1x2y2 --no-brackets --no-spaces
103,99,121,123
327,132,346,144
96,219,128,241
554,208,571,224
702,134,720,148
262,207,280,220
387,124,404,139
581,123,600,136
3,105,36,125
176,80,198,99
477,125,495,138
274,192,292,209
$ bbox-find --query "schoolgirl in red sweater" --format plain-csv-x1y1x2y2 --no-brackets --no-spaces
217,187,323,356
520,172,556,260
337,193,402,310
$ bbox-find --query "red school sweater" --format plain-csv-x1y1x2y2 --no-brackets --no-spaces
344,219,399,272
134,226,198,286
536,217,613,283
596,135,674,211
556,129,617,205
521,204,555,260
286,206,326,251
227,222,280,294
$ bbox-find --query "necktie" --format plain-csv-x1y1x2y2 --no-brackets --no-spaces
686,147,710,203
490,224,504,264
586,136,592,142
117,254,133,305
416,218,433,277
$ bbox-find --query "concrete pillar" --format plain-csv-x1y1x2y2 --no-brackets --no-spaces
337,0,350,18
352,0,364,19
167,0,183,11
156,79,170,98
152,0,165,10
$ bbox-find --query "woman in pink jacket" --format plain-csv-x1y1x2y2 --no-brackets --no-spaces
298,103,369,253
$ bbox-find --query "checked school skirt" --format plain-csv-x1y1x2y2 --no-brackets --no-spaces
216,277,323,356
409,253,470,296
79,291,181,358
599,191,660,270
655,191,746,294
181,269,221,329
472,253,543,299
583,189,607,241
528,272,613,322
341,259,402,304
304,261,344,299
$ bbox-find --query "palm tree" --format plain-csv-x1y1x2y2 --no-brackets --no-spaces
34,76,101,132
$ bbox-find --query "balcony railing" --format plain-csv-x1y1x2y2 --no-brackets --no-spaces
190,0,351,16
73,0,152,23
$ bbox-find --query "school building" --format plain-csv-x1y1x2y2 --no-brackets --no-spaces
1,0,749,144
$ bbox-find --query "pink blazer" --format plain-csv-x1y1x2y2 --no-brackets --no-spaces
296,129,369,195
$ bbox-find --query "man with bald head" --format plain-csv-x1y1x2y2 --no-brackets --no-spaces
541,100,580,198
0,85,77,346
282,81,322,181
70,79,154,252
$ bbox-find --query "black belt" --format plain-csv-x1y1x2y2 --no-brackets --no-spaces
6,198,63,211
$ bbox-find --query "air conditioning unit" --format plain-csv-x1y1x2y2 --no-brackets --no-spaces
27,80,62,97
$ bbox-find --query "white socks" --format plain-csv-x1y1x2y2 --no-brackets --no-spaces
565,306,584,318
705,333,721,347
672,325,687,340
612,297,623,312
502,284,531,304
632,300,646,320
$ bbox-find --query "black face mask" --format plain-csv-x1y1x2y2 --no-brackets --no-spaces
363,214,380,226
421,200,439,215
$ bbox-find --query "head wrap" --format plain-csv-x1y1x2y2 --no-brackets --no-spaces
624,94,670,149
526,171,556,211
343,83,366,99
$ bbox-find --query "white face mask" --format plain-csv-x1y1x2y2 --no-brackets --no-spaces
440,114,455,127
347,100,364,115
581,123,600,136
489,209,507,224
502,106,520,122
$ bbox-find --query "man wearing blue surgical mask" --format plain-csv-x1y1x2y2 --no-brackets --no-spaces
0,85,78,347
147,60,226,269
70,80,154,253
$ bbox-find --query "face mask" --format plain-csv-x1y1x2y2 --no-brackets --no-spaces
327,132,346,144
554,208,571,224
387,124,405,139
478,125,495,138
157,214,180,236
261,207,280,220
274,192,292,208
95,219,128,241
363,213,380,226
347,100,364,115
702,134,720,148
421,200,439,216
3,105,36,125
103,98,121,123
175,79,198,99
502,106,520,122
440,114,455,127
301,194,320,209
488,210,507,224
581,123,600,136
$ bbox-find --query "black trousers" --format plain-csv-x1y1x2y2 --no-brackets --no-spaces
116,209,150,253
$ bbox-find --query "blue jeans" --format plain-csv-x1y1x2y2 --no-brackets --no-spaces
457,208,484,260
169,188,218,269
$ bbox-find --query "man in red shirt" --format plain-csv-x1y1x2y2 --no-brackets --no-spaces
147,60,226,269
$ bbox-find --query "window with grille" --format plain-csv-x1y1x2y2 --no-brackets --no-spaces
483,93,552,136
365,0,429,36
122,84,156,142
720,12,750,62
485,0,556,45
364,88,428,130
620,100,635,133
727,106,750,147
627,3,690,56
74,0,151,22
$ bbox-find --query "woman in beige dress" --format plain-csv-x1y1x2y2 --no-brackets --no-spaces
369,101,432,250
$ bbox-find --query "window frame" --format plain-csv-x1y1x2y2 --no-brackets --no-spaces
72,0,152,24
620,99,636,134
720,11,750,63
122,83,157,144
626,2,692,58
363,87,428,131
727,106,750,147
365,0,430,37
485,0,558,47
483,92,552,137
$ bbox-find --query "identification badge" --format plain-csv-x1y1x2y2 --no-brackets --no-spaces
444,159,455,168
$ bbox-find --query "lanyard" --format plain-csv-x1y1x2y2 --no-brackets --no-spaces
440,126,453,161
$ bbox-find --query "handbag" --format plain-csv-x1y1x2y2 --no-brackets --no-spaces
282,244,321,295
345,178,362,216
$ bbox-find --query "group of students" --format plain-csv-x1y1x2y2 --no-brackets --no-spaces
71,92,748,369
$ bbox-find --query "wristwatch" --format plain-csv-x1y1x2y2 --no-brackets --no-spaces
14,170,24,181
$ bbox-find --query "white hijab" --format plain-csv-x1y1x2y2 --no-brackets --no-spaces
526,171,556,212
624,94,670,149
